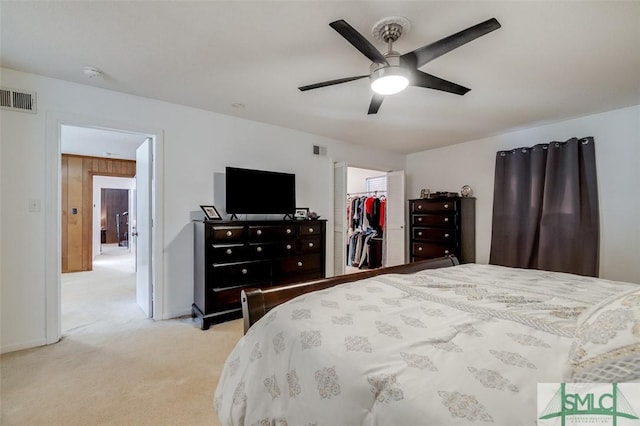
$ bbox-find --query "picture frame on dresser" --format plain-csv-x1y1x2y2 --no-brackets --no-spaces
294,207,309,220
200,205,221,220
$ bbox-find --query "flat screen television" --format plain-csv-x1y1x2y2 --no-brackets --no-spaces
225,167,296,215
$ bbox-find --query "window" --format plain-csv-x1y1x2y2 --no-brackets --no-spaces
365,175,387,193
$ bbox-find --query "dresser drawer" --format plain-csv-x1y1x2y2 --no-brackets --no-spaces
412,199,458,213
248,242,282,258
211,244,247,262
248,225,296,241
412,228,456,243
279,240,297,255
412,214,457,227
209,225,245,242
211,283,271,309
277,254,322,273
211,260,271,288
299,237,321,253
299,224,321,236
412,242,456,258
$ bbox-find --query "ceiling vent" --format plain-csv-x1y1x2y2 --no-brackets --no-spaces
0,87,37,113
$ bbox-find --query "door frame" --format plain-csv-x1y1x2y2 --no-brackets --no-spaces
45,112,165,344
334,163,405,275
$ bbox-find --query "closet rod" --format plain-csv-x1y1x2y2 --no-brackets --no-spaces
347,190,387,197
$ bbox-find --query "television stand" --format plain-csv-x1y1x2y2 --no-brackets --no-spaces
229,214,239,220
283,214,294,220
193,218,327,329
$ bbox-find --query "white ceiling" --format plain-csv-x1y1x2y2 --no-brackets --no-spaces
2,1,639,155
60,125,148,160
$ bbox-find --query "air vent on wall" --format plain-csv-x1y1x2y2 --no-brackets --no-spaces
0,87,37,113
312,145,328,156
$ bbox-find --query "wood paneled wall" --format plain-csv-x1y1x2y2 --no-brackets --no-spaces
61,154,136,273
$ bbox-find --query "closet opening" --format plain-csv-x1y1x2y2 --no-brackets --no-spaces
346,167,387,274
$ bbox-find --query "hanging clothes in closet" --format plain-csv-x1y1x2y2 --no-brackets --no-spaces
346,192,386,269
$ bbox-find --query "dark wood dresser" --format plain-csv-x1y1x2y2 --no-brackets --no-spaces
193,219,326,329
409,197,475,263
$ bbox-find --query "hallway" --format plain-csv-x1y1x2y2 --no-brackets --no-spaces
61,244,140,334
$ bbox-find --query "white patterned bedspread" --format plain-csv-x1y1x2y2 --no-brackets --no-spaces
214,264,637,425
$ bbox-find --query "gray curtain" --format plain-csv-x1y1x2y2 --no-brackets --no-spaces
489,137,599,276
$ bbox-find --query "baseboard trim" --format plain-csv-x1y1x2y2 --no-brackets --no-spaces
163,309,192,320
1,337,49,354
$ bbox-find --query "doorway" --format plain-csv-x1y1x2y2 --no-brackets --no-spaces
333,162,406,277
345,167,387,274
93,177,136,262
59,125,153,334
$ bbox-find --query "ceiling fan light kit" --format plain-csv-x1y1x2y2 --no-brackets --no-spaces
370,53,409,95
299,15,501,114
369,17,410,95
370,70,409,95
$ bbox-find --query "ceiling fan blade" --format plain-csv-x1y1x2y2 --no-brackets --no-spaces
402,18,501,68
367,94,384,115
298,75,368,91
411,71,470,95
330,20,389,65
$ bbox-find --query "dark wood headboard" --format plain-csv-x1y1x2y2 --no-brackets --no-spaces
241,256,459,334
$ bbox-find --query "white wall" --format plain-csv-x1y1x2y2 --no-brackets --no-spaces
0,68,406,353
406,105,640,283
347,167,386,195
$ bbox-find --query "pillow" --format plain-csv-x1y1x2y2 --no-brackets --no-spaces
568,286,640,382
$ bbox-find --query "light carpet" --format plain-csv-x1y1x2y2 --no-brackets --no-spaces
1,246,243,425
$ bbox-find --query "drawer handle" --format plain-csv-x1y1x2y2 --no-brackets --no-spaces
417,231,422,236
256,247,262,253
308,228,314,233
418,217,422,222
226,231,233,237
418,205,423,209
444,204,449,209
418,247,423,251
297,261,303,267
241,268,248,275
444,218,449,222
286,228,292,234
308,242,314,248
226,248,232,255
256,229,262,236
444,250,449,254
286,244,292,250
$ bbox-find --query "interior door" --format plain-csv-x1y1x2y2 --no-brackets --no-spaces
385,170,405,266
333,162,347,277
135,138,152,317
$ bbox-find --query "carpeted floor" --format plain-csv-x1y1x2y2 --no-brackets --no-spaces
1,245,243,425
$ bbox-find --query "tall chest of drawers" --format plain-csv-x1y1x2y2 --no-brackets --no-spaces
409,197,475,263
193,219,326,329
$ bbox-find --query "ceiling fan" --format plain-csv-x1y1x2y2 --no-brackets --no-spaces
298,16,501,114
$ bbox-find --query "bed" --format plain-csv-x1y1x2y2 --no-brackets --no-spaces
214,257,640,425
